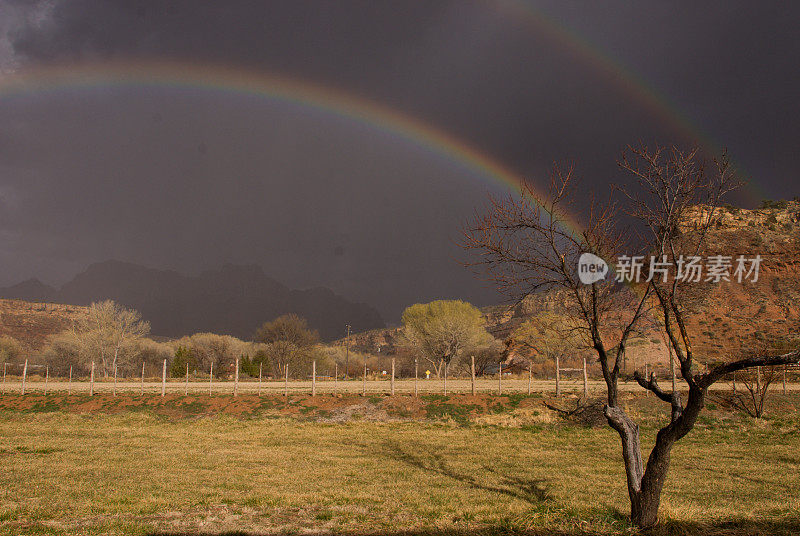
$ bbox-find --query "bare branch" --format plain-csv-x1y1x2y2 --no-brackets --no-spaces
699,349,800,388
633,370,682,422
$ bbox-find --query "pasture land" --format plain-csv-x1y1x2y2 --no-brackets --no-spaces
0,392,798,535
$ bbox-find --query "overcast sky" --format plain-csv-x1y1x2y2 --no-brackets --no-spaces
0,0,798,321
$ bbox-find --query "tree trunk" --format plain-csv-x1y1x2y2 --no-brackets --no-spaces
632,435,673,528
604,404,671,528
630,487,661,528
606,385,707,528
112,345,120,377
428,358,444,378
99,345,108,378
604,405,645,518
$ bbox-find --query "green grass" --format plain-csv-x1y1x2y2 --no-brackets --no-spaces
423,401,479,425
0,395,798,535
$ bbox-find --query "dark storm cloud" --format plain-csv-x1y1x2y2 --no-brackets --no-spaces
1,0,799,320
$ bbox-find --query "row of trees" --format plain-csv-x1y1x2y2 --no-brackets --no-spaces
171,314,334,378
3,295,585,381
5,306,334,380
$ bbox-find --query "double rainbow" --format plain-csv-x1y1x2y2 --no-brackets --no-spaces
0,4,759,237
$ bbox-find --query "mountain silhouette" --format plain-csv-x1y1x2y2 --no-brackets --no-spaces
0,278,58,303
0,260,384,340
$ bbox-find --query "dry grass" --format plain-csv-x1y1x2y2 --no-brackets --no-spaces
0,393,798,535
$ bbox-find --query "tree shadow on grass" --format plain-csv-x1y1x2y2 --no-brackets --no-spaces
380,440,551,505
146,443,800,536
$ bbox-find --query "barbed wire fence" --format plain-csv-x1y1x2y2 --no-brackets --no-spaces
1,357,798,396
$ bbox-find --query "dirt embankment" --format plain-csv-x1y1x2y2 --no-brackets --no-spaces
0,392,571,425
4,390,793,427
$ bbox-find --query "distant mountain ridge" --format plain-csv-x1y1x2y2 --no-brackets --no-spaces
1,279,57,303
0,261,384,341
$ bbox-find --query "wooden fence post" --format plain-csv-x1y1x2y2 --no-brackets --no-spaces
2,362,6,384
90,361,95,396
113,364,118,396
498,361,502,395
471,355,476,396
185,362,189,395
284,364,289,397
141,362,145,395
45,365,49,395
732,371,736,394
68,365,73,395
21,359,28,395
312,360,316,396
583,357,588,398
391,358,395,396
783,364,787,395
334,363,338,395
362,356,367,396
258,362,262,396
527,364,532,395
414,358,418,397
161,359,166,397
443,361,448,395
209,362,213,395
234,357,239,397
555,356,560,396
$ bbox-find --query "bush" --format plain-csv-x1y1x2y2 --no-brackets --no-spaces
170,345,196,377
41,331,83,373
133,338,173,376
723,203,740,213
0,336,24,364
760,199,788,210
171,333,251,377
240,353,270,378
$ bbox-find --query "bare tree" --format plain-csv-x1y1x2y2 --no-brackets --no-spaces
468,342,505,376
510,311,582,373
80,300,150,376
253,314,321,377
725,339,795,418
462,147,800,528
733,366,779,418
254,314,319,348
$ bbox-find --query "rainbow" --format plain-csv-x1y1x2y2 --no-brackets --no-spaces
0,55,721,288
0,59,589,235
495,0,763,202
0,12,764,296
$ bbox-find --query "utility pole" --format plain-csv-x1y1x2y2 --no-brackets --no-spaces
344,324,351,379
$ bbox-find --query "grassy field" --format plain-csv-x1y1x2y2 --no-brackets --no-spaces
0,392,798,535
